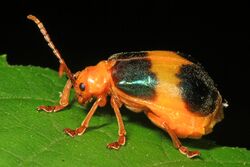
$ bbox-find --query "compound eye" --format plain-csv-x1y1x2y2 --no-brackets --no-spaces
79,83,85,91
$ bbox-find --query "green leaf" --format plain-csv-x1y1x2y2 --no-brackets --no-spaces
0,54,8,67
0,54,250,167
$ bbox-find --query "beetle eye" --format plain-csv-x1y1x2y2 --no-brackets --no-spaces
79,83,85,91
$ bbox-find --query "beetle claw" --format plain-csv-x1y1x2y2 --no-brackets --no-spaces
179,146,200,158
64,128,78,137
37,105,55,112
107,142,121,150
107,135,126,150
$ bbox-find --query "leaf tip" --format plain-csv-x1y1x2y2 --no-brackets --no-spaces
0,54,9,67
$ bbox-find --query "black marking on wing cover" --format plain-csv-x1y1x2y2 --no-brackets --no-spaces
111,56,157,100
108,51,147,60
177,64,218,115
176,51,199,65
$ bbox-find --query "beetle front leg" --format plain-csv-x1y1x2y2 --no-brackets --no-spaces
37,79,72,112
146,111,200,158
107,96,126,150
64,97,104,137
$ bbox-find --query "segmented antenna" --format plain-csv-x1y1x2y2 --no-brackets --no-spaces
27,14,75,84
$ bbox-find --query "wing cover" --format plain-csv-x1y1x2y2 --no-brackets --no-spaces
110,52,157,99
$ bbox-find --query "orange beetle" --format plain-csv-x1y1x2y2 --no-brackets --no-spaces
28,15,227,158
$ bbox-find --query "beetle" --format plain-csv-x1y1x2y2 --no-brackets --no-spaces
27,15,227,158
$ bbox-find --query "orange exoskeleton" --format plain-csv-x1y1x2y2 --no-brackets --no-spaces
27,15,228,158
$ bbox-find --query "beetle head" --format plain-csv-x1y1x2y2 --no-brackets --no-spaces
74,61,111,105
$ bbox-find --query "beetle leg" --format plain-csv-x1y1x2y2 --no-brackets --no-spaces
64,97,103,137
162,122,200,158
37,79,72,112
145,111,200,158
107,96,126,150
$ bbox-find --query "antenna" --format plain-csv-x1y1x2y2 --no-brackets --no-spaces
27,14,75,85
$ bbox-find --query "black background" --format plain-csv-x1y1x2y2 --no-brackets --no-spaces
1,1,249,149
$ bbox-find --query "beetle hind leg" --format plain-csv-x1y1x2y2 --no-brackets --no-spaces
162,121,200,158
145,111,200,158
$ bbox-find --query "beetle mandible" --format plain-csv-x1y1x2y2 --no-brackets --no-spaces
27,15,227,158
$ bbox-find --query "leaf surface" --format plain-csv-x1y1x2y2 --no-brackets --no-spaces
0,55,250,167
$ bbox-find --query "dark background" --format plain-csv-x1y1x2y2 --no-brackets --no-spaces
1,1,249,149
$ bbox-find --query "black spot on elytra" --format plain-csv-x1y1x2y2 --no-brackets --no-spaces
111,56,157,100
177,64,219,115
176,51,200,65
108,51,148,60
